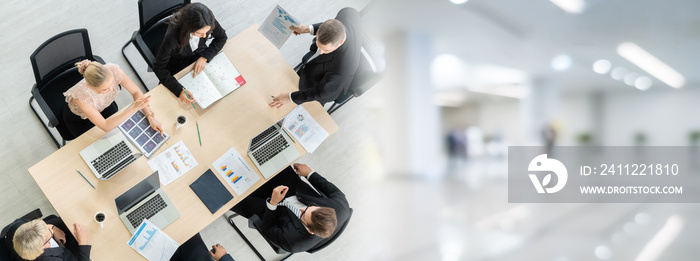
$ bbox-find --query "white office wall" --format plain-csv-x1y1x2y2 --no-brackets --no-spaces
599,87,700,146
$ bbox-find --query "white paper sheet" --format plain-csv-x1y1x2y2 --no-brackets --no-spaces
127,219,179,261
212,147,260,196
283,105,329,153
259,5,300,48
179,71,220,109
178,54,245,109
147,141,199,186
206,54,245,96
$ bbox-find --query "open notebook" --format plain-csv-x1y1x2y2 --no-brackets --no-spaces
178,53,246,109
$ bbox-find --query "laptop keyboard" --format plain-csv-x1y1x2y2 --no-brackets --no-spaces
126,194,168,228
91,141,134,179
252,134,290,165
250,125,278,151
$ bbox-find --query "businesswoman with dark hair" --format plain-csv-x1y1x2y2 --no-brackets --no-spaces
153,2,228,104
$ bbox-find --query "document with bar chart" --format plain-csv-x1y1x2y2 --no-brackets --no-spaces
212,147,259,196
259,5,300,48
147,141,199,186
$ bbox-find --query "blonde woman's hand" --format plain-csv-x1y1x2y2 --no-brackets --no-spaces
133,95,151,111
148,116,164,133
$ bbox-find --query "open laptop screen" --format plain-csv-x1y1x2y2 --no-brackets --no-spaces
115,171,160,214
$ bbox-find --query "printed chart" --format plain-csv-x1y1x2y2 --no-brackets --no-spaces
147,141,198,186
283,105,329,153
127,219,179,261
212,147,259,196
259,5,300,48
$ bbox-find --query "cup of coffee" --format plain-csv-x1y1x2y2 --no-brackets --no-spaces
94,212,105,229
175,115,187,130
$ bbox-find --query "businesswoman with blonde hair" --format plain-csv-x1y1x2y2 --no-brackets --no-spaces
153,2,227,104
62,60,163,137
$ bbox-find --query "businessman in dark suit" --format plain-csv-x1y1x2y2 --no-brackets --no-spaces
231,163,350,253
270,7,362,107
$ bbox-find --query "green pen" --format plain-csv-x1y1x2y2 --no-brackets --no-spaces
184,90,197,110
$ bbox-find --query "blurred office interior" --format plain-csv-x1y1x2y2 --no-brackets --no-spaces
359,0,700,260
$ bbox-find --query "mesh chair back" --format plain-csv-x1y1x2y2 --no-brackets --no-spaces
30,29,92,88
138,0,190,31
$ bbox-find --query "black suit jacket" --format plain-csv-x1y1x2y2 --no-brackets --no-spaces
153,20,228,97
4,217,91,261
260,173,350,253
292,7,363,105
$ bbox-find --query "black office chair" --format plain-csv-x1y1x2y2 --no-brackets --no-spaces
0,209,43,261
29,29,105,148
326,33,385,114
122,0,190,89
228,208,353,261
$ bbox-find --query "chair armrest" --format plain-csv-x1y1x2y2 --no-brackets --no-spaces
248,214,263,230
31,84,59,128
133,33,156,68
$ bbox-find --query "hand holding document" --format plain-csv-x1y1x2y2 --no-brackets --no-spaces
260,5,301,48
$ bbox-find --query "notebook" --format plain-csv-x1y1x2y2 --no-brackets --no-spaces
178,53,246,109
189,169,234,214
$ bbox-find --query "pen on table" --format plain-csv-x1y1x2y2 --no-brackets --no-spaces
75,169,95,189
184,91,197,110
160,131,168,145
281,128,295,143
196,121,202,146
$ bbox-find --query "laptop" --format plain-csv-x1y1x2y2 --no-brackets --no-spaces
115,171,180,233
79,130,142,180
79,111,170,180
247,119,300,179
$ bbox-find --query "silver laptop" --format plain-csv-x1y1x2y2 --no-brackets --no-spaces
79,129,141,180
115,171,180,233
247,120,300,179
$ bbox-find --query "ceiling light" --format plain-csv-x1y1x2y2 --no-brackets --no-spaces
549,0,586,14
593,60,611,74
595,245,612,260
635,76,652,90
450,0,469,4
551,54,572,71
617,42,685,88
635,215,684,261
611,67,627,80
624,72,640,86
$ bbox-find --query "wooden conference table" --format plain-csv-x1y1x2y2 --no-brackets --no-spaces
27,24,338,260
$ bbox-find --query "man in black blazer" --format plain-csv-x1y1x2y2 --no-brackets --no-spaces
270,7,362,107
231,163,350,253
3,216,90,261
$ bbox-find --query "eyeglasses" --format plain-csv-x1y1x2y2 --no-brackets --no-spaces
44,224,54,246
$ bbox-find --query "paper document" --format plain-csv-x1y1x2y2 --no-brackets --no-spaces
259,5,300,48
179,53,246,109
283,105,329,153
147,141,199,186
127,219,179,261
212,147,260,196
